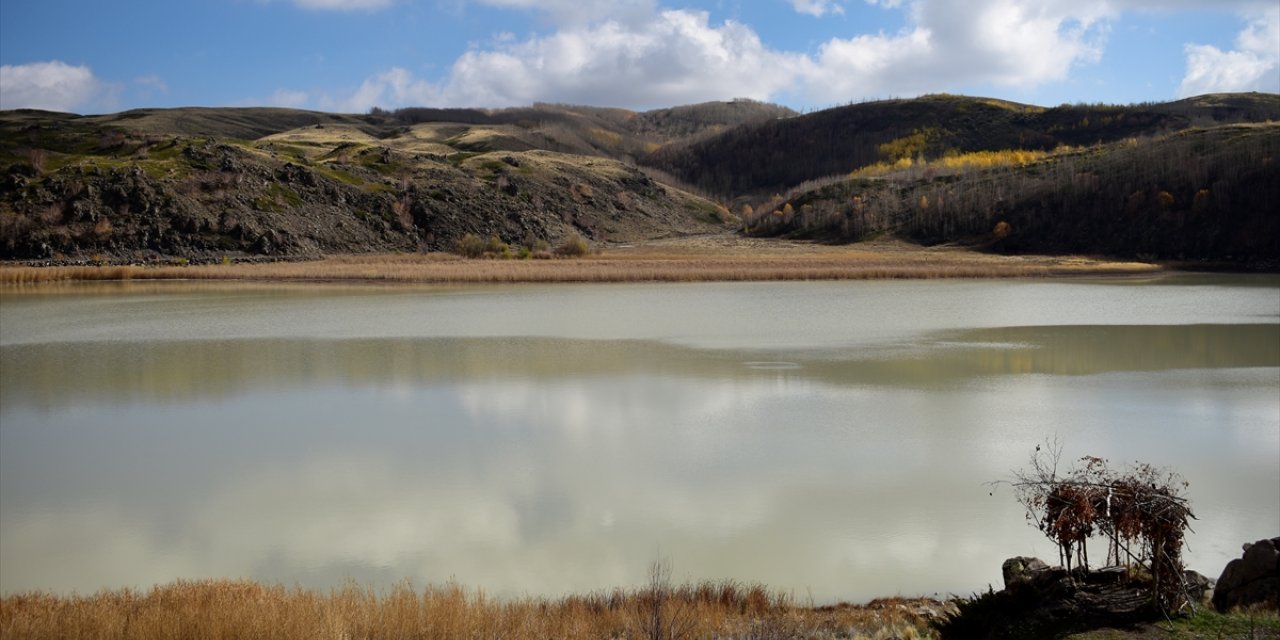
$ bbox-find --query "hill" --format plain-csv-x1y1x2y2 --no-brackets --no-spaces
79,107,384,141
644,93,1280,198
0,109,736,261
1,94,1277,265
741,123,1280,266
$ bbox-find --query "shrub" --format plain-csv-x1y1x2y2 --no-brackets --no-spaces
993,221,1012,240
554,233,590,257
484,235,509,256
455,233,486,258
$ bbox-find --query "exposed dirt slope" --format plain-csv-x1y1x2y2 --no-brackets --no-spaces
0,117,729,260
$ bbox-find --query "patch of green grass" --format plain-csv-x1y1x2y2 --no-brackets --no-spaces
351,148,405,176
685,199,728,223
271,183,304,207
447,152,479,167
313,164,366,187
1067,608,1280,640
1170,608,1280,638
141,140,185,162
253,183,305,211
261,142,315,163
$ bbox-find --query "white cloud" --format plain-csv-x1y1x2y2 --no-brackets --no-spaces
332,0,1273,111
447,10,803,107
797,0,1112,102
792,0,845,17
451,0,1111,107
133,74,169,94
266,88,311,108
0,60,103,112
344,9,804,110
333,66,439,112
1178,6,1280,96
919,0,1109,82
131,74,169,104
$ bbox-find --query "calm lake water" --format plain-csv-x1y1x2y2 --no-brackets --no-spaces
1,276,1277,601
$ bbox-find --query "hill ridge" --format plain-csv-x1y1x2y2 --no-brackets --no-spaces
2,93,1277,266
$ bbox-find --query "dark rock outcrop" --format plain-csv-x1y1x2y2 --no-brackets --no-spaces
0,142,725,261
937,557,1216,639
0,113,730,261
1213,537,1280,612
1001,556,1049,588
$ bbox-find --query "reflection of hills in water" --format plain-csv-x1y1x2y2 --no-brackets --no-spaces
836,324,1280,386
3,324,1277,407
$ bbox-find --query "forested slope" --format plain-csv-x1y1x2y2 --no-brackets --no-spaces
742,123,1280,265
644,93,1280,198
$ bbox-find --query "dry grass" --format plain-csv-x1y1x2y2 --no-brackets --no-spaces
0,238,1161,287
0,579,941,640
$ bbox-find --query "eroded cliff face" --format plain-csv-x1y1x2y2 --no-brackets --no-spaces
1,132,728,262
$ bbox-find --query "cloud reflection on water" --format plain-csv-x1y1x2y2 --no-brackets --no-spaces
1,282,1277,599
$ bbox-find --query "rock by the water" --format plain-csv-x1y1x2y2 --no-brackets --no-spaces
1002,556,1049,588
1213,537,1280,612
1183,570,1214,605
996,558,1157,623
939,558,1217,639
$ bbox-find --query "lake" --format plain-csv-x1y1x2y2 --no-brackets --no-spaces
1,276,1277,602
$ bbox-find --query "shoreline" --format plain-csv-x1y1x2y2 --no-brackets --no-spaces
3,576,1275,640
0,577,945,640
0,237,1169,286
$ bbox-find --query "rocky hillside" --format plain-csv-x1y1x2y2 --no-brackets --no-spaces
2,94,1277,264
0,108,738,260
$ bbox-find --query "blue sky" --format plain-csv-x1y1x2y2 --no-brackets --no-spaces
1,0,1277,114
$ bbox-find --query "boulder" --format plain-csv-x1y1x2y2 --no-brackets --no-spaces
1213,537,1280,612
1184,569,1214,605
1002,556,1050,588
940,559,1165,639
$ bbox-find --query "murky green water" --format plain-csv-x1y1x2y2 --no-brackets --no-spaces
1,276,1277,601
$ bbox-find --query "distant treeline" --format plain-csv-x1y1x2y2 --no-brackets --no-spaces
744,124,1280,265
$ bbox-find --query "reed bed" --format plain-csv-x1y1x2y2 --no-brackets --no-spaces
0,244,1160,286
0,579,940,640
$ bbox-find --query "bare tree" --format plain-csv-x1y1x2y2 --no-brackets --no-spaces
636,558,694,640
998,441,1196,611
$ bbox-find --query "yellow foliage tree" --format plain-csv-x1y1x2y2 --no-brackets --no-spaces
993,221,1011,240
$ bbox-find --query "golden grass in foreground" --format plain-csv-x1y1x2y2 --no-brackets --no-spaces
0,579,940,640
0,240,1161,286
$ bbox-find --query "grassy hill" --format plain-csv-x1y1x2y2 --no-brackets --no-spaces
1,94,1276,265
79,107,384,140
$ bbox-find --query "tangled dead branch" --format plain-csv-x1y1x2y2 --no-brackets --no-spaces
996,441,1195,611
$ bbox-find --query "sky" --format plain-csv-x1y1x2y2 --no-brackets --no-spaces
0,0,1277,115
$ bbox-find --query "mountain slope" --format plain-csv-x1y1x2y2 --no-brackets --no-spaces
0,112,730,260
742,123,1280,265
644,93,1280,197
2,94,1276,264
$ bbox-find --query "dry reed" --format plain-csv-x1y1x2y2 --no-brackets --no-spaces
0,579,940,640
0,243,1160,287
